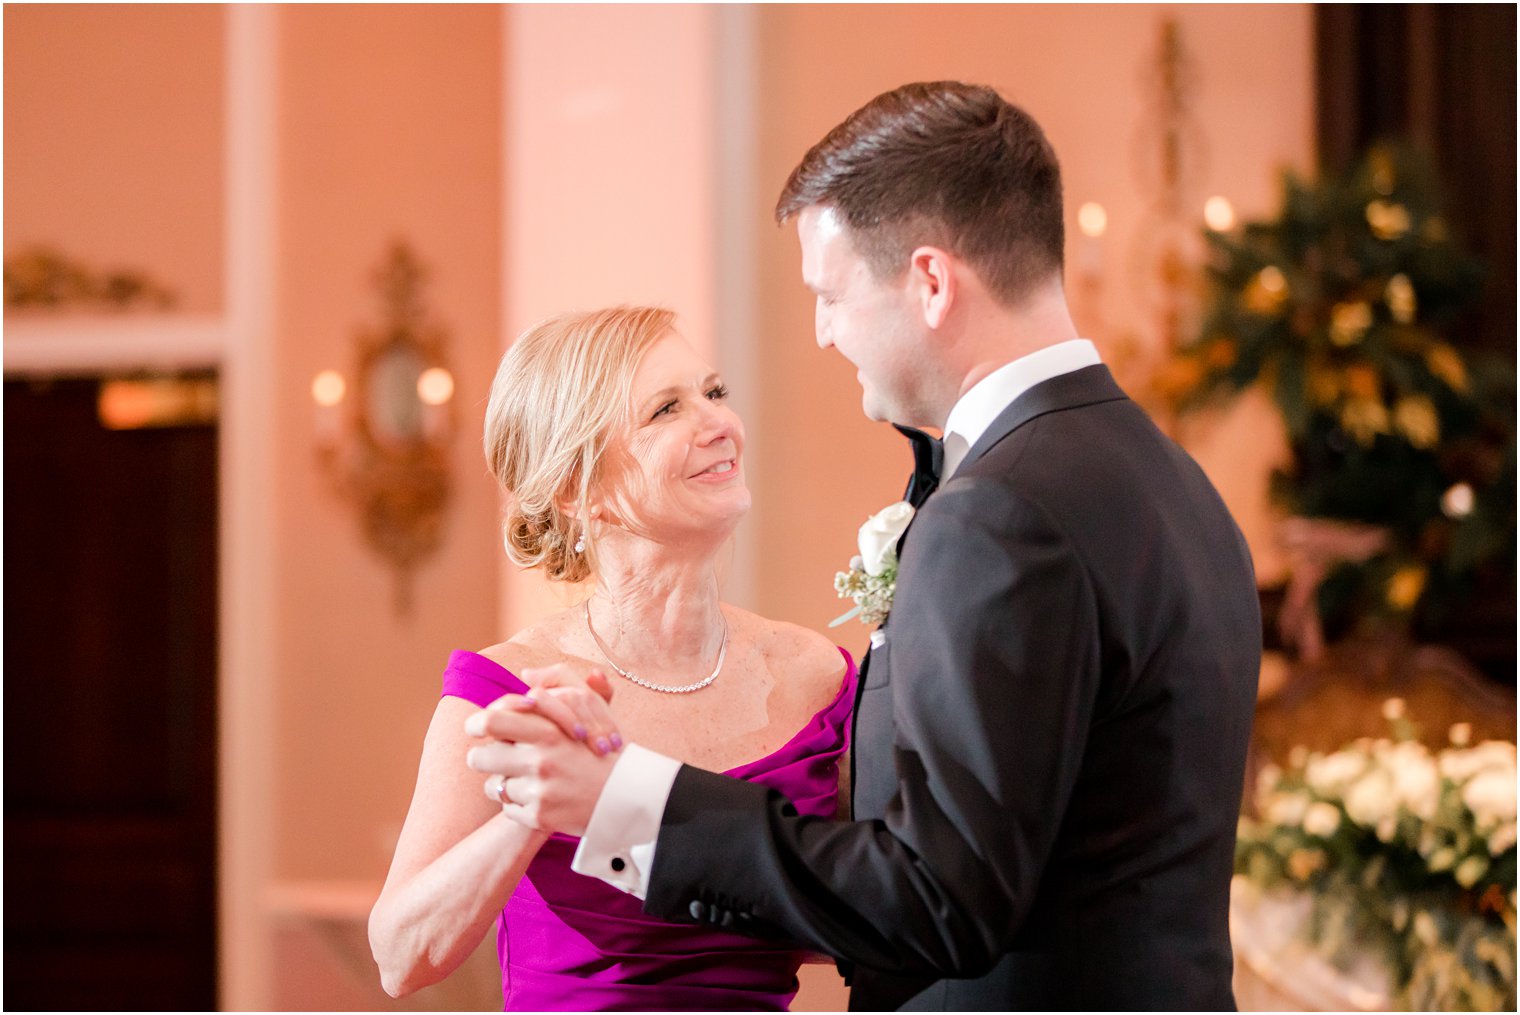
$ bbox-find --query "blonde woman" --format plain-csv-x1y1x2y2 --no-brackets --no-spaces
368,306,855,1011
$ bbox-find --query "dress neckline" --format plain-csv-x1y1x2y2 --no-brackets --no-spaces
449,646,856,776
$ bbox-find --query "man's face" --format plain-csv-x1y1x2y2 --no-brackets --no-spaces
797,206,931,425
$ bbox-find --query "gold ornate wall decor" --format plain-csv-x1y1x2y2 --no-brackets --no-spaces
1096,16,1213,432
314,242,454,614
3,247,177,310
1128,18,1208,357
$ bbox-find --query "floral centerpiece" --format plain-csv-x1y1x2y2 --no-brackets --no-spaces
1236,700,1517,1010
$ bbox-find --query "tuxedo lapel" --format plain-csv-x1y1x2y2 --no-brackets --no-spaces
852,368,1123,822
959,364,1127,474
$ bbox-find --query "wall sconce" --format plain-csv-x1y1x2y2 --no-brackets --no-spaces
313,242,453,614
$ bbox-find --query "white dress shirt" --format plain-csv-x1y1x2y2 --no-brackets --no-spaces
941,338,1101,479
571,339,1103,897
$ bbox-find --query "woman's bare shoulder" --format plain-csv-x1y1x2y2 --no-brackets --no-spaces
730,607,846,693
474,605,585,678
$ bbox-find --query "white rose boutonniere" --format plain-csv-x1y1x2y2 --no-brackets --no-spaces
831,500,915,627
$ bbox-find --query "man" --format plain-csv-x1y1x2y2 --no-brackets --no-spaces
469,81,1261,1009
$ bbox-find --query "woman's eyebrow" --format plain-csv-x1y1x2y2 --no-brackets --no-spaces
639,375,721,414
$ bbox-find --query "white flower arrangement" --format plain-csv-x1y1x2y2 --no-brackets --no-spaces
831,501,915,627
1237,700,1517,1011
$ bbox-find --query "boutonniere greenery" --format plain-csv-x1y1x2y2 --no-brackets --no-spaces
831,501,915,627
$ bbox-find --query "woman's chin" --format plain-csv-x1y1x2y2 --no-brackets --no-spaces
692,489,752,536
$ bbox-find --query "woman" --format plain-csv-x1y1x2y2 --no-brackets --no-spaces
368,306,855,1011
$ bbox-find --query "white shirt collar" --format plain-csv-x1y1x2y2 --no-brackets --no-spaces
941,339,1101,478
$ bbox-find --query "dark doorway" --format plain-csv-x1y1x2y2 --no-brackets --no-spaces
4,374,219,1009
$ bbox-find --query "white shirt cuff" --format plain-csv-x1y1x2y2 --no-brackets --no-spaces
569,743,681,899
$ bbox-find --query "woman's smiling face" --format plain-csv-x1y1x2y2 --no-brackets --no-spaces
595,331,750,545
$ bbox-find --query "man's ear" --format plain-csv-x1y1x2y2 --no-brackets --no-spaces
908,246,956,329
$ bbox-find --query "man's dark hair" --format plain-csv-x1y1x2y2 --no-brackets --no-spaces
776,81,1064,306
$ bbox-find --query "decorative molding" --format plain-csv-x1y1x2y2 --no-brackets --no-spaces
4,247,178,310
2,315,225,376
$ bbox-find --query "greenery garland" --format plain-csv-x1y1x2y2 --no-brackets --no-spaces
1164,145,1515,636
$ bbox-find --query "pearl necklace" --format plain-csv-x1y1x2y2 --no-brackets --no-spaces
583,600,728,694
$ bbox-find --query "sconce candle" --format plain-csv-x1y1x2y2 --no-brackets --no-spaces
312,369,346,448
1077,202,1107,278
1204,195,1236,232
313,242,454,614
417,367,455,442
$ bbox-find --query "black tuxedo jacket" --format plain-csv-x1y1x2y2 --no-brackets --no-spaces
644,366,1260,1010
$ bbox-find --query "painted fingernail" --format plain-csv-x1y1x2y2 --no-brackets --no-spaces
595,737,610,755
609,733,623,751
573,723,588,741
464,714,486,736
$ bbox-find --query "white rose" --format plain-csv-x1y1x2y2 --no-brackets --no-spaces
1343,768,1395,827
1439,740,1516,783
1381,741,1440,819
1462,768,1518,831
858,501,916,577
1306,749,1367,796
1303,801,1342,837
1266,792,1308,828
1254,763,1283,805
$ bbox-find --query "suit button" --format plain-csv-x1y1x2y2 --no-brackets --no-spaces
688,900,707,921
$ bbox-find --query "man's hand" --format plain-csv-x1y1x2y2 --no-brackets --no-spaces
463,674,621,836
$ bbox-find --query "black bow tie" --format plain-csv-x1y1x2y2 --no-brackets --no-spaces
893,424,943,509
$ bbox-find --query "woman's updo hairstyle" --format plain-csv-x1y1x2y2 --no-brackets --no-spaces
484,306,673,583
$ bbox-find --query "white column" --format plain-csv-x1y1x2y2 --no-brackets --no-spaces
499,5,755,633
220,4,279,1008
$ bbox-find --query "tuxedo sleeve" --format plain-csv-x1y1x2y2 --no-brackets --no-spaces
644,481,1102,976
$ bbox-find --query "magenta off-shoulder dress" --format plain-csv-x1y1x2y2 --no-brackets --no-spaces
441,648,857,1012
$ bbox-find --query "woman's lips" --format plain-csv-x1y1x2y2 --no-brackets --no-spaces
691,459,738,480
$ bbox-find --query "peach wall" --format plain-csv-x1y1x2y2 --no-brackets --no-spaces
272,3,503,883
3,4,225,312
750,4,1311,656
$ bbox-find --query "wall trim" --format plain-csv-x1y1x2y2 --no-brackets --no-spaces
220,4,278,1008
